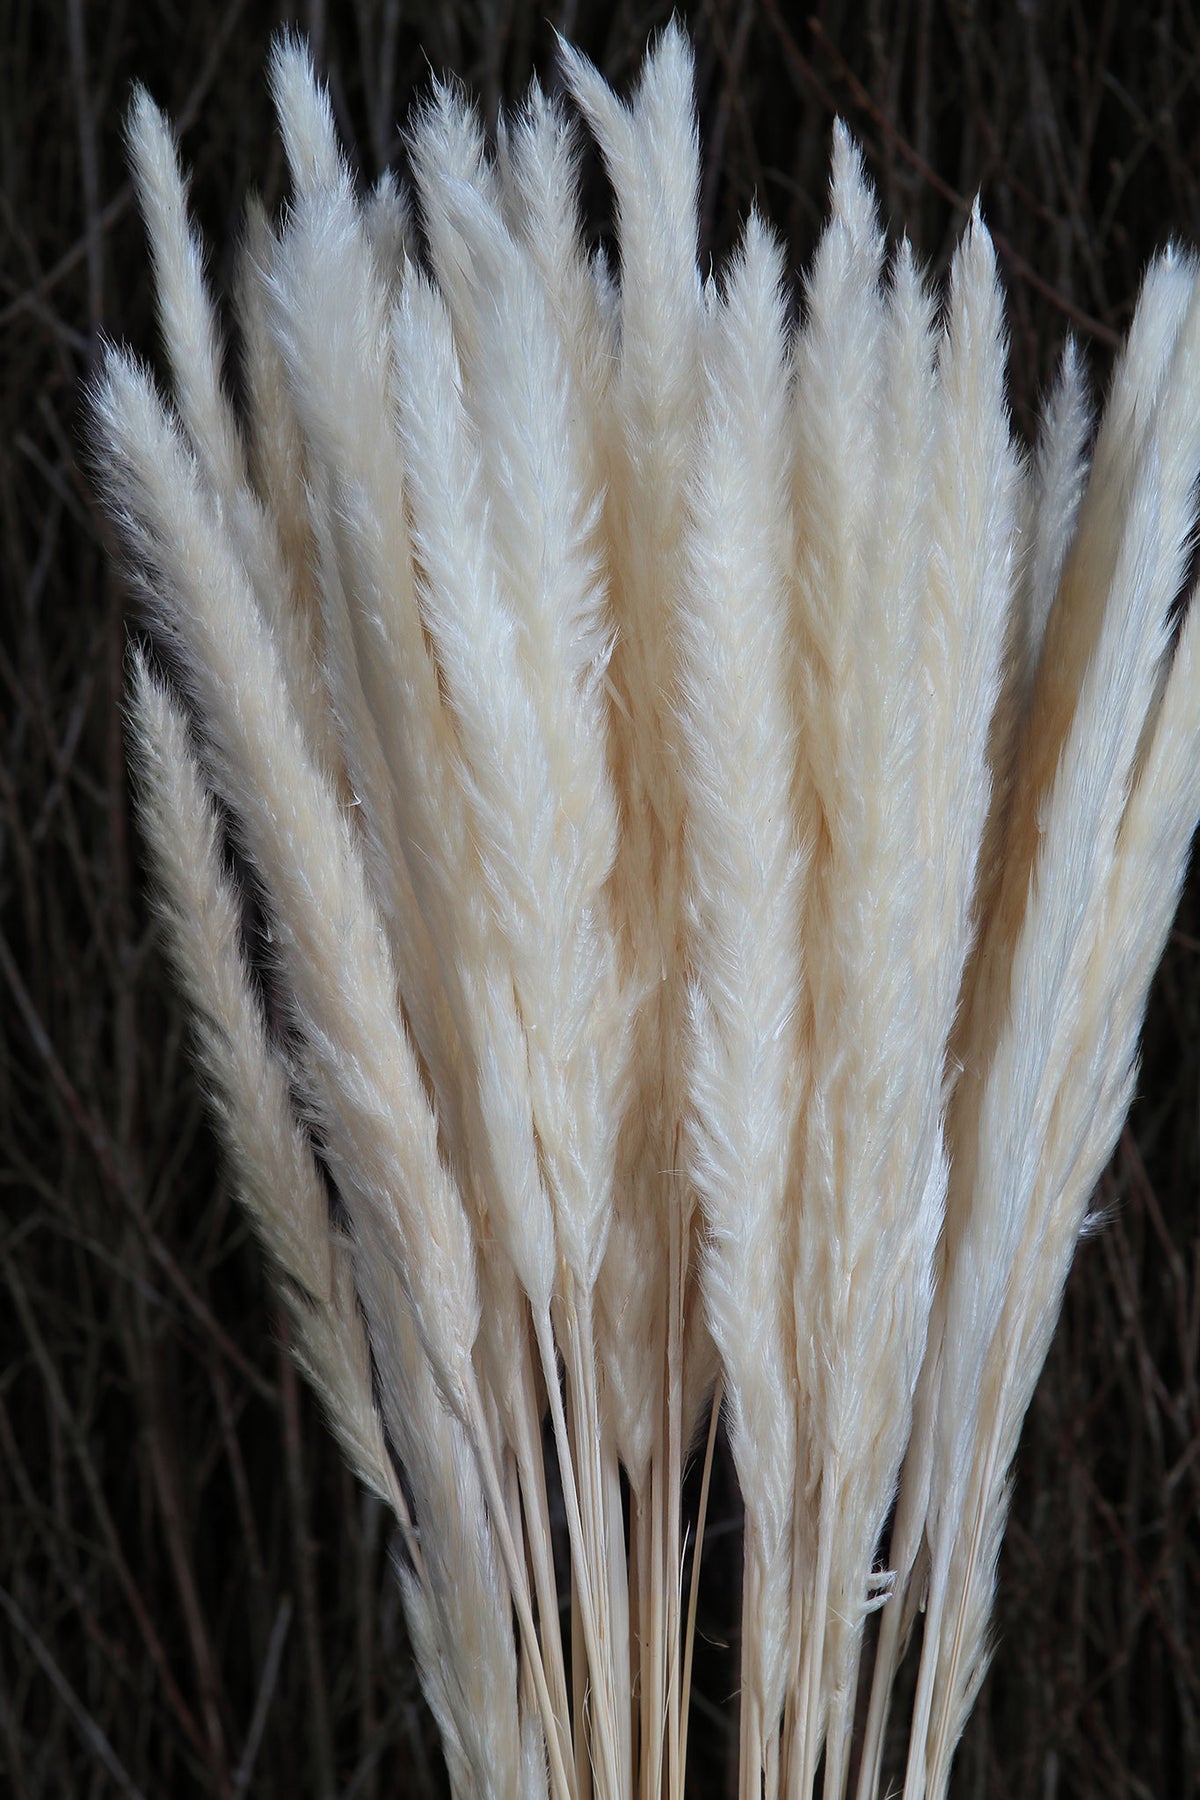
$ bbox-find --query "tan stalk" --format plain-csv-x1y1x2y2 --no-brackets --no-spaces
678,1377,722,1783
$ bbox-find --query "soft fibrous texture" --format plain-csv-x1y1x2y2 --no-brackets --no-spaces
96,26,1200,1800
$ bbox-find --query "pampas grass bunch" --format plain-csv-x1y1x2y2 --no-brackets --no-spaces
92,25,1200,1798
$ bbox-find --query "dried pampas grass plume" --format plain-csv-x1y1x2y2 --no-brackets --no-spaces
93,24,1200,1800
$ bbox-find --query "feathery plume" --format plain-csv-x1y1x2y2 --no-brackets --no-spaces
95,29,1200,1800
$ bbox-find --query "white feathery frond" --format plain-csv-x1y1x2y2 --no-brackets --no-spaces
1019,339,1093,681
234,198,321,631
94,353,481,1415
419,179,631,1293
558,15,704,919
941,269,1200,1413
267,32,343,195
127,654,407,1519
363,167,414,280
795,193,1021,1797
392,267,631,1790
393,271,614,1290
592,1198,667,1494
966,336,1091,939
679,211,803,1745
237,153,473,1178
854,215,1022,1798
558,35,708,1786
994,249,1196,941
504,82,616,474
563,15,707,1523
406,76,505,361
125,87,245,498
128,90,331,776
357,1249,524,1800
1086,586,1200,1143
259,66,556,1316
790,124,887,805
908,263,1200,1800
915,211,1023,1010
786,125,890,1785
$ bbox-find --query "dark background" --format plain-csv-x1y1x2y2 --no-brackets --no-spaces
2,1,1198,1794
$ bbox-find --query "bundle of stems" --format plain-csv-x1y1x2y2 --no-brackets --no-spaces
92,24,1200,1799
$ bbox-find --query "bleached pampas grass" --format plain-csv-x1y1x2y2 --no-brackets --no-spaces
92,25,1200,1799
